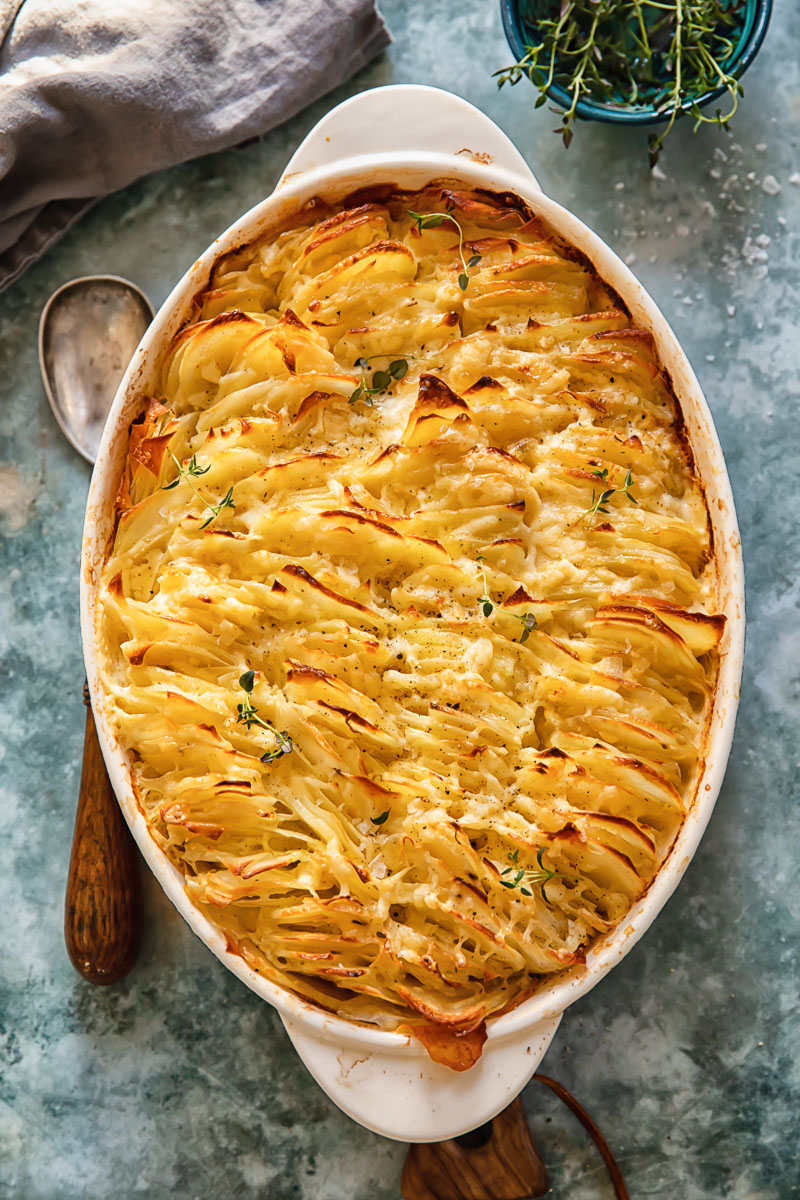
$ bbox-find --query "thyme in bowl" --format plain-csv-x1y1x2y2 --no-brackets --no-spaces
496,0,747,163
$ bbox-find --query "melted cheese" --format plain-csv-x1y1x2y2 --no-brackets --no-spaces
98,185,722,1052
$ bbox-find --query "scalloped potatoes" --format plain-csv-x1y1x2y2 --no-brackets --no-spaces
98,185,722,1065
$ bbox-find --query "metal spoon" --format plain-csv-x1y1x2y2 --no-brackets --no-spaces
39,274,154,983
39,274,154,462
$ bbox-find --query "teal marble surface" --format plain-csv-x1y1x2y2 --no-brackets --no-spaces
1,2,799,1197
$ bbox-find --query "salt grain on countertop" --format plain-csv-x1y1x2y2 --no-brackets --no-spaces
762,174,782,195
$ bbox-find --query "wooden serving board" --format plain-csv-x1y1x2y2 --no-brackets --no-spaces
401,1098,548,1200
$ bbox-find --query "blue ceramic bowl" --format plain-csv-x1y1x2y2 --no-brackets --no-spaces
500,0,772,127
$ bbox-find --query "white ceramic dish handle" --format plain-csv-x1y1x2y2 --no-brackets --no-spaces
282,1011,561,1143
280,83,540,193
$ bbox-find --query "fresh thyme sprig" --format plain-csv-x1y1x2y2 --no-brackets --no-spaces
476,551,495,619
582,466,637,526
350,355,409,406
408,210,482,291
236,670,293,764
161,452,209,484
517,612,537,644
499,847,560,904
162,449,235,530
475,553,537,643
494,0,747,164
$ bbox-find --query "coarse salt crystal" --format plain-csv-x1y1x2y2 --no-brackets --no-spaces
761,174,781,196
726,305,736,317
742,236,768,265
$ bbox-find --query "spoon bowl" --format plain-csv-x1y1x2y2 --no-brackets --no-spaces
39,275,154,463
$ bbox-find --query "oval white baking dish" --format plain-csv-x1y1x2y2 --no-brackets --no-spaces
80,84,745,1144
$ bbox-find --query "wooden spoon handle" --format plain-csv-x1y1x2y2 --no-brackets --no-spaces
401,1098,548,1200
64,685,142,984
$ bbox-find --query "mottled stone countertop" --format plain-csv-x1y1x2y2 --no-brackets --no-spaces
1,2,798,1197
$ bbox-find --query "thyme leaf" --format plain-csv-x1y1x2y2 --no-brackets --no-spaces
199,486,236,530
476,552,494,617
163,449,235,530
370,810,391,826
581,466,637,525
518,612,537,644
476,553,537,643
350,355,410,405
408,210,482,291
161,453,209,488
499,847,560,904
236,669,293,764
